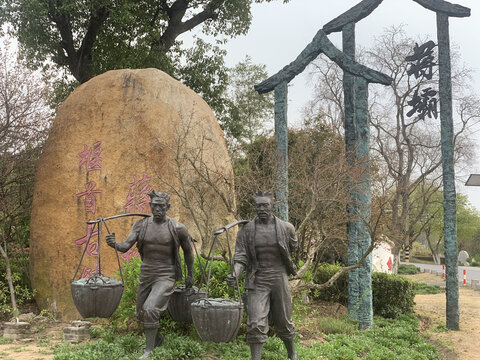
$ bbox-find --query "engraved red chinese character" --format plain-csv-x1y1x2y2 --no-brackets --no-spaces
74,224,99,256
78,141,103,172
76,181,102,215
124,173,152,213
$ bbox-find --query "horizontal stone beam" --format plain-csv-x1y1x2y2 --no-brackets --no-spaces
254,29,392,94
413,0,470,17
323,0,384,34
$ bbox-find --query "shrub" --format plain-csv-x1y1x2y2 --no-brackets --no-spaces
372,272,415,318
108,257,141,332
467,256,480,267
398,264,420,275
0,256,35,319
312,263,415,318
193,256,244,299
311,263,349,305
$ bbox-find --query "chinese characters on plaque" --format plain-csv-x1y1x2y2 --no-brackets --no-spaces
406,40,438,120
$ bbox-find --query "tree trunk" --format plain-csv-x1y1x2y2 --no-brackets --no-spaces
391,245,401,274
0,242,19,318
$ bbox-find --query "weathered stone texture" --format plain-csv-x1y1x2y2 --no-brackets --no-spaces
30,69,235,320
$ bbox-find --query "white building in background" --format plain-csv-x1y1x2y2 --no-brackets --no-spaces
372,237,395,274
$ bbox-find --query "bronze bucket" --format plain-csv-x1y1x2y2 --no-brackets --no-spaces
168,285,207,323
71,275,123,318
190,220,248,342
71,214,149,318
191,298,243,342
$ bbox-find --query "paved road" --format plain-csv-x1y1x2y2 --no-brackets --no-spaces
403,262,480,285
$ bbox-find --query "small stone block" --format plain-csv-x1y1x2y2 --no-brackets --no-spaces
471,279,479,290
3,322,31,339
70,320,91,329
63,334,84,343
3,322,31,330
63,327,90,343
63,327,90,336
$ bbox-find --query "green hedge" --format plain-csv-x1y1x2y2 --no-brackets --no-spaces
312,263,415,318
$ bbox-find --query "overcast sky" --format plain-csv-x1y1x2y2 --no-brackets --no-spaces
197,0,480,211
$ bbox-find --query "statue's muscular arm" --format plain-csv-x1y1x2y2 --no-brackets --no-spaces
106,221,141,253
177,224,194,286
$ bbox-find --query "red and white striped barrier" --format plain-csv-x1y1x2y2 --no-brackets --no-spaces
442,265,445,278
463,269,467,285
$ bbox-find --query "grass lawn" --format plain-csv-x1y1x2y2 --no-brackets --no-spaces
50,299,439,360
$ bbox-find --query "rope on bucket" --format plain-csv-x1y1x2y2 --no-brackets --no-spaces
72,213,150,283
205,220,249,302
101,218,124,285
72,221,97,282
189,237,208,295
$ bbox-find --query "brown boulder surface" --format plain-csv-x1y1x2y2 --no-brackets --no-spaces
30,68,235,320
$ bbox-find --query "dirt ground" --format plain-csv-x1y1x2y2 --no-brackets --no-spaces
1,273,479,360
406,272,480,360
0,319,64,360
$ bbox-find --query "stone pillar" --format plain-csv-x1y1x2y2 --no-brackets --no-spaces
437,12,459,331
274,81,289,221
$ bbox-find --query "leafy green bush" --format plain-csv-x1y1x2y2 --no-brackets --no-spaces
311,263,349,305
467,256,480,267
312,263,415,318
193,256,244,299
398,264,420,275
0,256,35,319
372,272,415,318
108,257,141,332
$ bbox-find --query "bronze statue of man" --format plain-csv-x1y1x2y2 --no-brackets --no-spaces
227,190,298,360
106,190,194,359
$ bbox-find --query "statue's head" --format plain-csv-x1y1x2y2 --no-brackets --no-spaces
252,190,275,221
148,190,171,218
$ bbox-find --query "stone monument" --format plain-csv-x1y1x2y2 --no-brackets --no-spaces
30,68,235,319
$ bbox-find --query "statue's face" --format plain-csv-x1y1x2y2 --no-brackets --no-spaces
253,196,274,221
150,199,170,219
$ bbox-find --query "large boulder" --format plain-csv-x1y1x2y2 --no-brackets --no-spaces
30,69,235,320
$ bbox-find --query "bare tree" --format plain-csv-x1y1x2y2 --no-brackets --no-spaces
366,26,479,271
0,36,53,318
233,122,384,295
306,25,480,272
153,113,237,256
